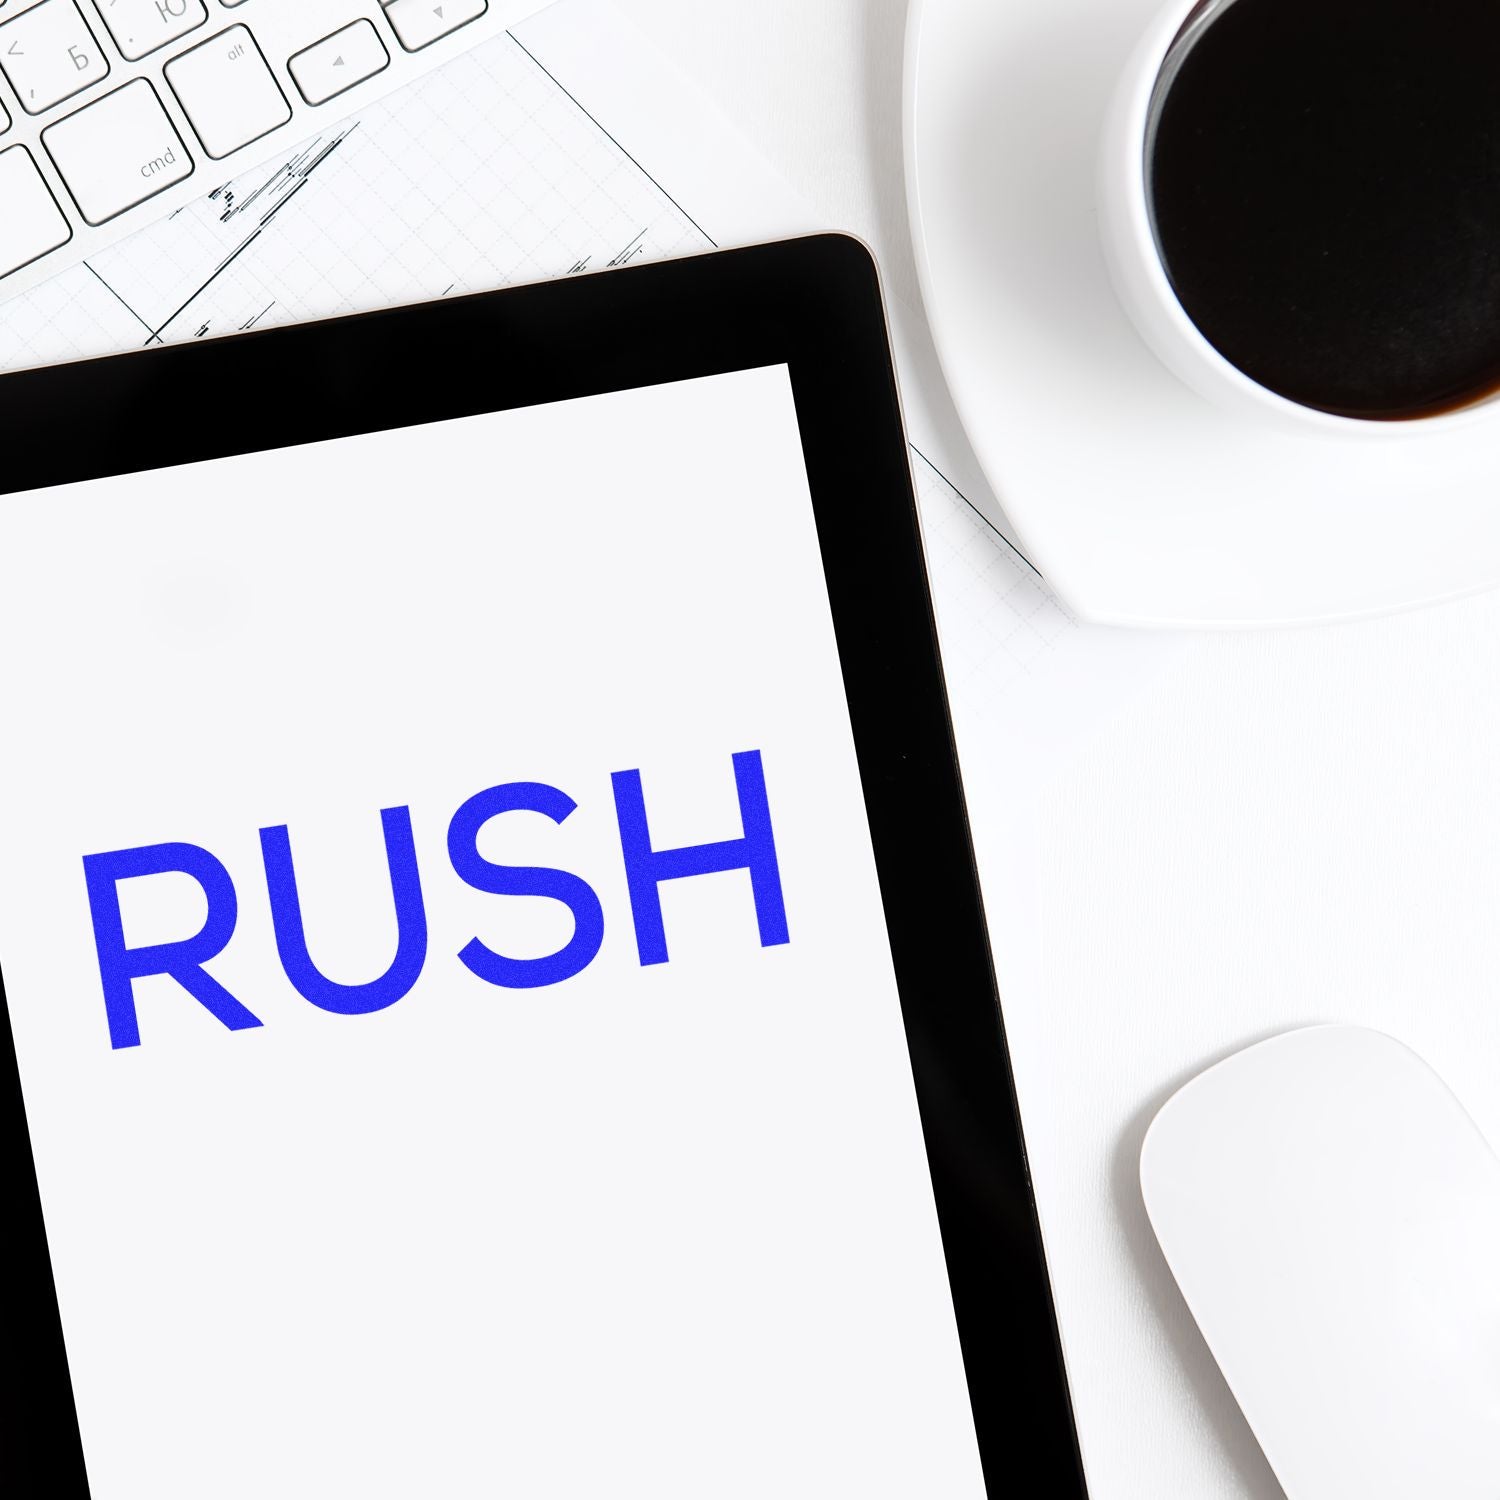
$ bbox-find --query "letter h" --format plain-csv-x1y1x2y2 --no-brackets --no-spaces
611,750,790,967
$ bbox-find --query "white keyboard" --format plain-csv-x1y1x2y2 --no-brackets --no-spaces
0,0,548,303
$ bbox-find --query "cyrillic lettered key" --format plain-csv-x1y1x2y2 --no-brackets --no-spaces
0,0,109,116
43,78,191,225
0,144,71,278
382,0,486,53
165,24,289,159
93,0,207,62
289,19,389,107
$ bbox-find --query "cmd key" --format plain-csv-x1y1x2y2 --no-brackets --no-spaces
43,78,191,225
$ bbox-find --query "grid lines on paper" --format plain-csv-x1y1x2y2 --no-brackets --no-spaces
913,456,1074,697
0,32,713,375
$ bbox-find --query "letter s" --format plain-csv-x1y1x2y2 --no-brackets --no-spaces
447,783,604,989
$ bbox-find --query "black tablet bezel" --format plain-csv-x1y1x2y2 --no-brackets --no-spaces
0,234,1087,1497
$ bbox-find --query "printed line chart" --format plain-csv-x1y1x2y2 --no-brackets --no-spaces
0,29,711,375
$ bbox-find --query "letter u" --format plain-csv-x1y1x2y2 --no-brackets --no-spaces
260,806,428,1015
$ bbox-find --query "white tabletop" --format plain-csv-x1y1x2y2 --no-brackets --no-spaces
614,5,1500,1499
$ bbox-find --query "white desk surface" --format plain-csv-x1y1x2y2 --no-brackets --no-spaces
616,5,1500,1499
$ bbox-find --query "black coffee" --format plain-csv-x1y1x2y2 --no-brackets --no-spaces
1149,0,1500,419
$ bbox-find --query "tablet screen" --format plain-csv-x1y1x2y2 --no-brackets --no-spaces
0,365,988,1496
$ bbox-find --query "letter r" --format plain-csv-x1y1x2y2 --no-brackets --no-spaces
82,843,261,1050
611,750,790,967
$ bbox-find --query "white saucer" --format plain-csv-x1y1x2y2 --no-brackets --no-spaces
904,0,1500,629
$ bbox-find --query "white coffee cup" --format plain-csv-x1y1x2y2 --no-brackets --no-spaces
1097,0,1500,439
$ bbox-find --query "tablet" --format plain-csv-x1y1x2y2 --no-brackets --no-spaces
0,235,1085,1498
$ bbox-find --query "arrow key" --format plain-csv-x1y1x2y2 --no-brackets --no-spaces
289,18,389,107
382,0,486,54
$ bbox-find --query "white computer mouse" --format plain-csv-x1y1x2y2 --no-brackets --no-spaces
1141,1025,1500,1500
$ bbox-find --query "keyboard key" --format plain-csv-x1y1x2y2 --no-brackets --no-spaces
93,0,207,62
165,24,288,159
0,144,70,278
43,78,191,224
0,0,109,116
289,19,388,107
0,98,9,134
382,0,486,53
